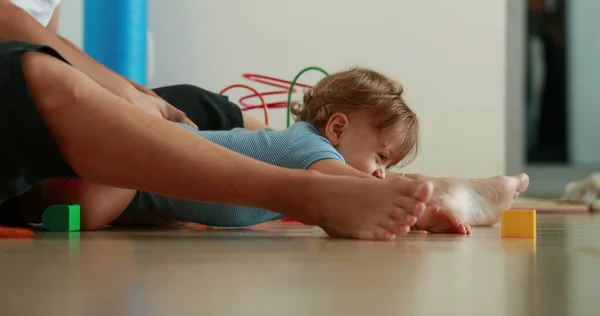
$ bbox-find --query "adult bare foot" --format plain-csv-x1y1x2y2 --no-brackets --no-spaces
298,174,434,240
411,174,530,234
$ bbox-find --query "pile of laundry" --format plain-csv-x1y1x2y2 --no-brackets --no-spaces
562,172,600,211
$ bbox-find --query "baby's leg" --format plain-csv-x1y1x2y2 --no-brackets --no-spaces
41,179,137,230
110,209,184,227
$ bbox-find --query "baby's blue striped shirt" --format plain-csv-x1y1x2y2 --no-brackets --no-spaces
124,121,345,226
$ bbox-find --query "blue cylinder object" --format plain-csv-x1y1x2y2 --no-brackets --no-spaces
84,0,147,86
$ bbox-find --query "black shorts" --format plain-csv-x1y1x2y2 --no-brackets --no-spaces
0,41,76,205
0,40,244,226
152,84,243,132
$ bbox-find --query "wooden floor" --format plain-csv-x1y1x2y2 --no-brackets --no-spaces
1,213,600,316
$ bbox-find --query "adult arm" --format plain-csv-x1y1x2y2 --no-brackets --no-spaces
45,6,158,99
41,3,195,127
0,0,135,100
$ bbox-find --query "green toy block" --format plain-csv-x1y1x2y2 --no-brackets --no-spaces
42,204,81,232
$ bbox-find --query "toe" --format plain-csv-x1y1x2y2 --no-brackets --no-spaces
439,208,467,234
413,181,434,202
395,197,426,217
390,208,408,222
391,177,433,202
372,226,396,241
515,173,530,192
387,223,411,236
519,174,530,192
398,215,418,227
405,215,418,226
465,224,472,234
412,202,426,217
379,217,413,236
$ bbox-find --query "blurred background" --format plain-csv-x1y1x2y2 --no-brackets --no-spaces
524,0,599,197
58,0,596,198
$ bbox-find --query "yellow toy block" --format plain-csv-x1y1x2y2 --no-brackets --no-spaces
501,209,536,238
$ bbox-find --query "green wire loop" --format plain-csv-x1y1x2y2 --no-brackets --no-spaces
286,66,329,127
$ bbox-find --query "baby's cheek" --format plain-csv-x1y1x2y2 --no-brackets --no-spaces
342,152,376,175
358,162,378,176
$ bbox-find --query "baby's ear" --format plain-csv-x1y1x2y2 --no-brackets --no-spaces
324,113,349,145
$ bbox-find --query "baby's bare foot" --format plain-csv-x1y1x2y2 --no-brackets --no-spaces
309,175,433,240
414,174,529,233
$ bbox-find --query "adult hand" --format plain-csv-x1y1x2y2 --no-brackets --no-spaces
128,89,199,129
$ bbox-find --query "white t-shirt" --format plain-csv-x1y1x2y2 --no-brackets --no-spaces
10,0,62,27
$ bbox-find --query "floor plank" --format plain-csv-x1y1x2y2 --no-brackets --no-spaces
1,214,599,316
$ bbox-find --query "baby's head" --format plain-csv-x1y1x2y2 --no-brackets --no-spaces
292,67,419,179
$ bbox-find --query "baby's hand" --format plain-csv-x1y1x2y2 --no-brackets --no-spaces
414,205,471,234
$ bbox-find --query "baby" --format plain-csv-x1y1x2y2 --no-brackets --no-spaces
41,67,529,235
39,67,427,232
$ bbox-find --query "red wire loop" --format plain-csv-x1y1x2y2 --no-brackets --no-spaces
221,73,315,117
239,73,313,110
219,84,269,125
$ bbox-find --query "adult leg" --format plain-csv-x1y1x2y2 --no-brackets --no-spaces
152,84,244,131
0,43,433,240
40,179,138,230
153,84,269,131
36,85,265,230
0,42,79,226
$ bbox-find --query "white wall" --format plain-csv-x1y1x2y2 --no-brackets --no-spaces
57,0,82,47
59,0,509,178
569,0,600,165
148,0,508,178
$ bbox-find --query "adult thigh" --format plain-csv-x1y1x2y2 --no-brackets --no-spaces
153,84,244,131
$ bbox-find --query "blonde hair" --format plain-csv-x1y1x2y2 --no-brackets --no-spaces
292,67,419,167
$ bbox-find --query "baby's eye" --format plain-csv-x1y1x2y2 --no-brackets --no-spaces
378,153,388,161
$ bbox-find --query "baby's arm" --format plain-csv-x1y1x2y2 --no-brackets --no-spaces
307,159,373,179
41,179,138,230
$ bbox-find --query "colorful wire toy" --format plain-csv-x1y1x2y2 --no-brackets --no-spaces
239,73,313,110
219,84,269,125
220,66,329,127
286,66,329,127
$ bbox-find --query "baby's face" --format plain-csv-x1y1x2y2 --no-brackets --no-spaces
327,113,405,179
